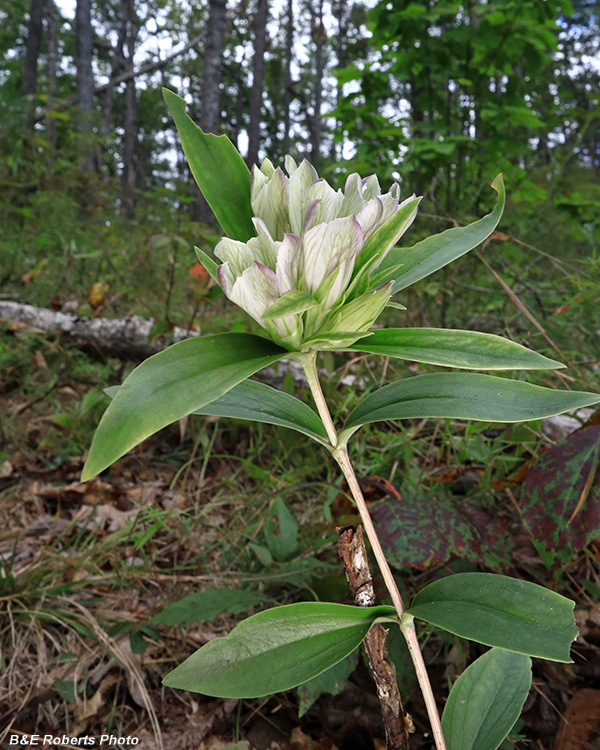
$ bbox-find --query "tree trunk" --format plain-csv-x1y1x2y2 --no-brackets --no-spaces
282,0,293,156
200,0,227,134
22,0,45,99
75,0,95,171
99,0,128,142
247,0,269,168
45,0,58,147
234,75,245,150
311,0,325,160
330,0,347,161
195,0,227,222
122,0,139,218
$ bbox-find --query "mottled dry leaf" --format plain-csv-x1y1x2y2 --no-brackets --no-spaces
372,496,512,570
521,425,600,570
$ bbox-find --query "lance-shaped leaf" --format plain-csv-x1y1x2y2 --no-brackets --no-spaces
193,379,329,443
163,88,255,242
343,373,600,433
352,194,422,277
346,328,564,370
442,648,532,750
406,572,577,662
162,602,396,698
82,333,287,480
263,290,319,320
105,379,329,443
376,174,505,292
194,246,219,283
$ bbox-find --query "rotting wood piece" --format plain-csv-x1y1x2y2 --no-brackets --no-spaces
0,303,310,392
337,524,412,750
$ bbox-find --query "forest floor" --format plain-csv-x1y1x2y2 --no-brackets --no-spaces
2,212,600,750
1,312,600,750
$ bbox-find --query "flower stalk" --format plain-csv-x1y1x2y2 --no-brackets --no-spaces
300,353,448,750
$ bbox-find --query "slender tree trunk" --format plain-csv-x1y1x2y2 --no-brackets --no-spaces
311,0,325,160
410,75,426,196
195,0,227,222
22,0,44,115
247,0,269,168
122,0,139,218
45,0,58,147
282,0,293,156
99,0,128,141
75,0,94,171
330,0,347,161
234,75,245,150
200,0,227,134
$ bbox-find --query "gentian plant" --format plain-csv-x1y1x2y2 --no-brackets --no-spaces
82,89,600,750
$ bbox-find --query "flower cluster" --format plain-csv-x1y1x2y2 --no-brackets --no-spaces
215,156,419,351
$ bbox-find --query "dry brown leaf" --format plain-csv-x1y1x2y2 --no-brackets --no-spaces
314,741,338,750
75,672,119,721
74,503,137,532
126,483,163,505
88,282,109,310
554,688,600,750
117,636,148,710
290,727,315,750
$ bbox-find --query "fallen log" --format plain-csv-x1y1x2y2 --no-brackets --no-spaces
0,301,198,360
0,301,308,388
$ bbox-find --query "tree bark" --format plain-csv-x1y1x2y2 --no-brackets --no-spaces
122,0,139,218
200,0,227,134
196,0,228,222
311,0,325,160
282,0,293,156
75,0,95,171
22,0,45,98
45,0,58,147
330,0,348,161
247,0,269,168
99,0,129,144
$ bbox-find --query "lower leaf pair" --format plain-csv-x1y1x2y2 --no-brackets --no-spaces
162,573,575,750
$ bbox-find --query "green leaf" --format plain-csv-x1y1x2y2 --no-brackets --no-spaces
263,290,319,319
193,379,328,443
406,572,577,662
265,497,299,561
343,373,600,432
442,648,532,750
54,679,78,705
353,194,422,276
194,246,219,283
377,174,505,292
298,651,359,717
346,329,564,370
162,602,396,697
151,589,267,626
82,333,287,480
163,89,255,242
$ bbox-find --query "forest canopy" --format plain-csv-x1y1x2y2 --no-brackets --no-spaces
2,0,599,220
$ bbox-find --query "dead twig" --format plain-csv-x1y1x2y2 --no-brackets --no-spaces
337,525,412,750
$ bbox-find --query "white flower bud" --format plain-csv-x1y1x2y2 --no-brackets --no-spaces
215,157,419,350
